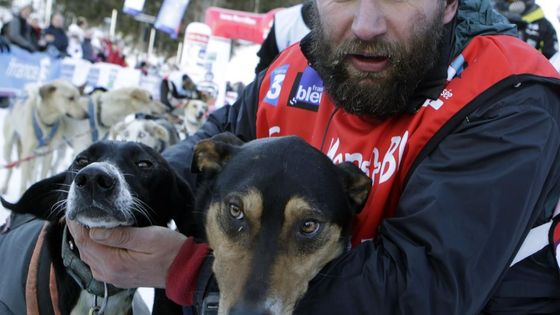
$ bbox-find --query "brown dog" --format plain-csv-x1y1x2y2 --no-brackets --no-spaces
193,134,371,314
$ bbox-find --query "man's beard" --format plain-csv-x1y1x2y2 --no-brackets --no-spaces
306,5,446,120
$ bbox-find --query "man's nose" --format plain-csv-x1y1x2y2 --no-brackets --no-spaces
351,0,387,41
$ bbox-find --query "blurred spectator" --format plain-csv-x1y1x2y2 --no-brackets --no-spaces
66,23,83,59
89,28,107,62
136,60,149,76
0,35,10,53
549,5,560,71
105,39,127,67
160,71,201,111
44,13,68,57
28,13,45,51
79,18,96,62
255,1,312,74
2,2,37,52
494,0,558,58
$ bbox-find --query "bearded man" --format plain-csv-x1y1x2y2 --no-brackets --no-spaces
68,0,560,314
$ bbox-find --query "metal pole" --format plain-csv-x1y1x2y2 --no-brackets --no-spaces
110,9,118,41
176,41,183,65
147,27,156,59
44,0,53,26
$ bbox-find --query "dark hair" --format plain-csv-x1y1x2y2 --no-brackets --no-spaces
77,16,87,27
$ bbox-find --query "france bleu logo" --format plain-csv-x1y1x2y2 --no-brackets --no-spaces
264,64,289,106
288,66,323,112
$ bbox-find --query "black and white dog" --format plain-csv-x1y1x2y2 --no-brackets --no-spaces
0,141,196,315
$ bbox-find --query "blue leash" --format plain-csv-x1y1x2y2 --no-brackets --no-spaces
32,109,60,148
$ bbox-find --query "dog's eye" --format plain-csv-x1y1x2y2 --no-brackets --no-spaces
75,157,89,167
228,202,244,220
138,132,145,139
300,220,320,236
136,160,153,168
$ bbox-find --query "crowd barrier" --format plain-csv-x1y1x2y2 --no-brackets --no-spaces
0,45,161,100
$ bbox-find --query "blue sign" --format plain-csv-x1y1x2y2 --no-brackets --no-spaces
288,66,323,111
0,46,61,96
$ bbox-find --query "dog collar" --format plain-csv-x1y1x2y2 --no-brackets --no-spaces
32,109,60,148
61,226,122,297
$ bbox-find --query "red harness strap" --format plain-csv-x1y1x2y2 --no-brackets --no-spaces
49,264,61,315
25,221,60,315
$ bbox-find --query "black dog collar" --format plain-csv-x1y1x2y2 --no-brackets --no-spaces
61,226,122,297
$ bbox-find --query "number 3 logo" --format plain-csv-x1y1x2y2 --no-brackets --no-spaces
264,65,289,106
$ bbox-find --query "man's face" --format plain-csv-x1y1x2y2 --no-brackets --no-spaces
52,15,64,28
308,0,456,119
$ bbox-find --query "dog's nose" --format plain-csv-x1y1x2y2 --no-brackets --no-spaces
75,168,116,192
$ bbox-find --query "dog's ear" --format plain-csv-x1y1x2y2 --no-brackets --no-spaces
192,132,244,173
336,162,372,214
150,123,170,142
0,172,68,221
168,176,200,237
39,83,56,99
130,88,150,102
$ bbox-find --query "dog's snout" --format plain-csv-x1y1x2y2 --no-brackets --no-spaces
230,304,271,315
75,168,116,192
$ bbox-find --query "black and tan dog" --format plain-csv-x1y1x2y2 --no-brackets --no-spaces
193,134,372,315
0,141,196,315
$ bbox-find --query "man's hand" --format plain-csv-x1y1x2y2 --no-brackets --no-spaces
67,219,187,288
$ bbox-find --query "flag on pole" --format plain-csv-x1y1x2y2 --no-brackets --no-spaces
123,0,145,16
154,0,190,39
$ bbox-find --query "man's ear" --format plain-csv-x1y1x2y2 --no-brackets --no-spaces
443,0,459,24
192,132,244,173
0,172,68,221
335,162,372,215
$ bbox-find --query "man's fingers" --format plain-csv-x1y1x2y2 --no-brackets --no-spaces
88,225,173,252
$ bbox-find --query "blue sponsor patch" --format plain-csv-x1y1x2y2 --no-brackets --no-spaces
264,64,289,106
288,66,323,111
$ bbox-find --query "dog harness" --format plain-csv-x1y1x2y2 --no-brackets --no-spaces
257,35,560,255
87,96,111,143
0,214,61,315
61,226,121,298
32,109,61,148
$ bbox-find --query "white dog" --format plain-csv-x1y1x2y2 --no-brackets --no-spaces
64,87,166,154
110,114,180,153
1,80,88,195
182,99,209,137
